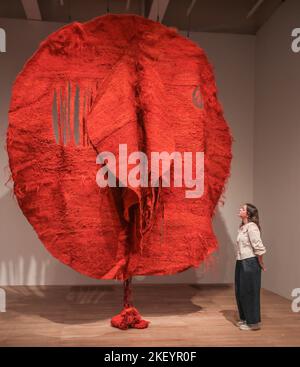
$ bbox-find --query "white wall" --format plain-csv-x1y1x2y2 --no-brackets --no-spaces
0,17,255,285
255,0,300,299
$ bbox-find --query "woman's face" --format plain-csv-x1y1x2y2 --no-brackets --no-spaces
238,204,248,219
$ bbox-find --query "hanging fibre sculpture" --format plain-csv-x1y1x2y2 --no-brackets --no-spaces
6,14,233,330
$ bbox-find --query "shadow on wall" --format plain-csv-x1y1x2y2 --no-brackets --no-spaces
208,209,235,283
0,190,101,286
0,188,235,286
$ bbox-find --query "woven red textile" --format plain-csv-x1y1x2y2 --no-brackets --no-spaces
111,306,150,330
7,14,233,281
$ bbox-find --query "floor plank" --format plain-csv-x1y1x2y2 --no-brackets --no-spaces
0,284,299,346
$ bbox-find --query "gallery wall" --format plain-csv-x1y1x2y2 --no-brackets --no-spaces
254,0,300,300
0,17,255,286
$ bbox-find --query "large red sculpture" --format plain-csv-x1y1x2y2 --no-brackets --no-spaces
7,14,233,329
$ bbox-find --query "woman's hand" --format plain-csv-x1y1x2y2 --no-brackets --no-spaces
257,255,266,271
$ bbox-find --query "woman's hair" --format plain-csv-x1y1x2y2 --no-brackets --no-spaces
240,203,262,232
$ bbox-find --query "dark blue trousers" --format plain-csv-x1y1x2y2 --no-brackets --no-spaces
235,256,261,324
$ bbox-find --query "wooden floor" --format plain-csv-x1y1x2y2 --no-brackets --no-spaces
0,284,299,346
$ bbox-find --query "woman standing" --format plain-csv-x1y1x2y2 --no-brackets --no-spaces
235,203,267,331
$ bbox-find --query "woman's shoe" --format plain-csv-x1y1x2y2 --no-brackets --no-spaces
239,323,261,331
235,320,246,327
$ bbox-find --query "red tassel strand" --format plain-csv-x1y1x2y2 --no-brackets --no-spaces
111,277,150,330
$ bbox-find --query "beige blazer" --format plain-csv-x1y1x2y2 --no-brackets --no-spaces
235,222,266,260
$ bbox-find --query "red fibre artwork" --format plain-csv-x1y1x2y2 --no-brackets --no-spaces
6,14,233,329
